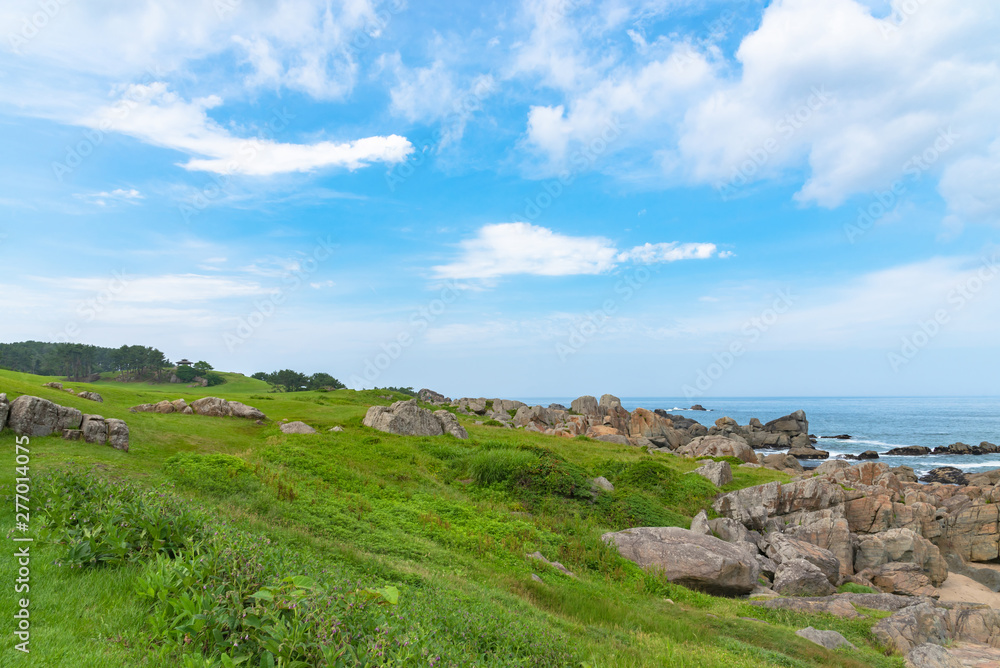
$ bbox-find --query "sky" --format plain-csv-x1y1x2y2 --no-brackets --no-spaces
0,0,998,398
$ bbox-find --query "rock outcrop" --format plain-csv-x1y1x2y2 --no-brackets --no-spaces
602,526,759,595
675,435,758,464
77,391,103,403
364,400,469,439
691,460,732,487
6,395,82,436
0,394,9,431
130,397,266,420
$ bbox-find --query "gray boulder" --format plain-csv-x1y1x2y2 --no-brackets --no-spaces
905,644,962,668
433,410,470,439
592,476,614,492
77,391,103,403
280,421,317,435
0,393,8,430
228,401,267,420
691,460,732,487
602,526,760,595
690,510,712,536
795,627,855,650
773,558,837,597
570,395,599,416
676,434,758,464
7,395,82,436
363,399,468,439
417,388,449,404
106,419,129,452
190,397,231,417
81,414,108,445
767,533,841,586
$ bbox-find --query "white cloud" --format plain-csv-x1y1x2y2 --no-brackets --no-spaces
0,0,386,100
82,83,412,175
432,222,721,279
517,0,1000,225
30,273,269,303
75,188,145,206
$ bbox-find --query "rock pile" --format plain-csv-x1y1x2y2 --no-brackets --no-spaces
130,397,266,420
0,394,129,452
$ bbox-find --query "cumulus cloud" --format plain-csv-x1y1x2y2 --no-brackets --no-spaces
432,222,722,279
517,0,1000,224
82,83,412,175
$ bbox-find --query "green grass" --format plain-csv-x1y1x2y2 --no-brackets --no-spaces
0,368,904,667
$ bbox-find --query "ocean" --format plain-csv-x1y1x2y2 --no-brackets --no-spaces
514,396,1000,477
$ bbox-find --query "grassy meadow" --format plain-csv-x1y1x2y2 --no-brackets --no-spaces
0,369,904,667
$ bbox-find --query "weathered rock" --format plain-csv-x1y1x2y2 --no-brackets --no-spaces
280,421,317,434
784,517,854,579
865,562,938,597
939,502,1000,562
434,410,470,439
363,400,468,439
858,450,879,459
592,476,614,492
62,429,83,441
77,391,103,403
893,466,919,482
905,644,963,668
43,381,63,389
106,419,129,452
676,435,758,464
153,400,175,414
812,459,851,476
795,627,856,650
417,388,449,404
854,528,947,586
920,467,968,486
767,533,841,585
190,397,230,417
752,596,861,619
787,446,829,460
7,395,82,436
713,481,781,530
602,527,760,595
0,393,8,430
707,517,755,546
513,405,556,428
81,414,108,445
329,426,344,433
228,401,267,420
762,453,804,472
886,446,931,456
873,603,951,654
772,558,837,597
570,395,599,416
691,460,732,487
764,410,809,436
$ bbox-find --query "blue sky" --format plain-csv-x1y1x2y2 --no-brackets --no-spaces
1,0,998,398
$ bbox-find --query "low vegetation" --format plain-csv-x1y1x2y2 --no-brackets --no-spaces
0,368,902,666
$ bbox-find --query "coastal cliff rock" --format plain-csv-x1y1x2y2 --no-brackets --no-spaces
675,435,758,463
602,526,760,595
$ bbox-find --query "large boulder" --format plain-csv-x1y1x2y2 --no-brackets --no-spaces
7,395,82,436
280,421,317,435
77,391,103,403
676,434,758,464
106,419,129,452
189,397,231,417
772,558,837,597
570,395,599,416
766,533,841,586
228,401,267,420
433,410,469,439
795,627,856,651
864,563,937,597
784,517,854,579
81,414,108,445
0,393,9,430
602,527,760,595
854,528,947,586
363,400,468,439
764,410,809,436
417,388,449,404
513,405,555,428
691,460,732,487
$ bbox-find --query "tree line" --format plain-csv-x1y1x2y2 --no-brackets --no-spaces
0,341,172,381
251,370,346,392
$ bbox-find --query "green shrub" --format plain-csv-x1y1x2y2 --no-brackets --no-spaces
164,453,262,497
696,455,745,467
837,582,877,594
596,491,689,530
468,448,540,486
483,419,504,427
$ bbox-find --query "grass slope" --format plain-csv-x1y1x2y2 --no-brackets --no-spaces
0,370,903,667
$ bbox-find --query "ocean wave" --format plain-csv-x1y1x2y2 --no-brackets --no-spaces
817,438,908,448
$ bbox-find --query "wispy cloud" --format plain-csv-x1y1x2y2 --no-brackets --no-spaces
432,222,723,280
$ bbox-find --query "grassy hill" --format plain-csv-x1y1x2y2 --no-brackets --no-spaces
0,369,903,667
